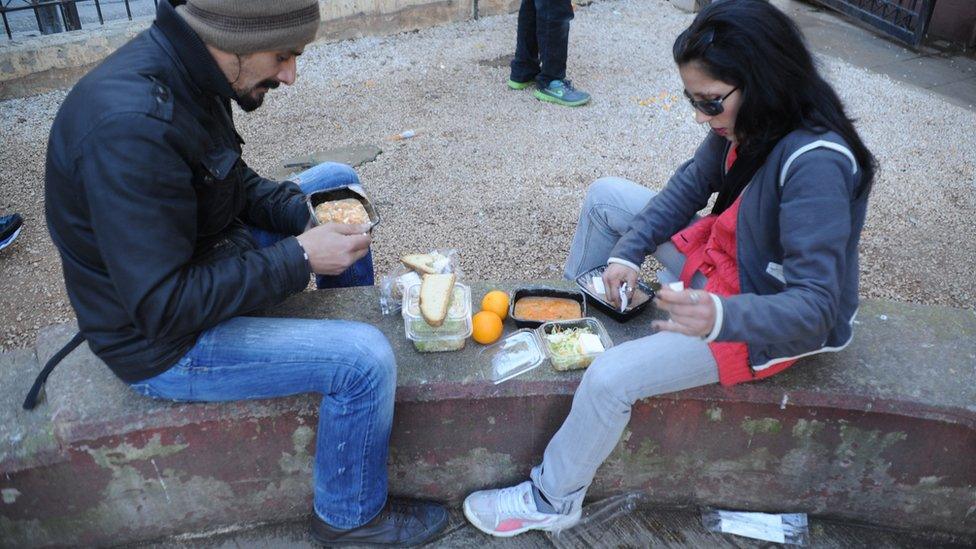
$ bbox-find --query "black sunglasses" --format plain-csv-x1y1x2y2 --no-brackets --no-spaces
683,87,737,116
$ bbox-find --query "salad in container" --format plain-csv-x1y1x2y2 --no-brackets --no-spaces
480,317,614,383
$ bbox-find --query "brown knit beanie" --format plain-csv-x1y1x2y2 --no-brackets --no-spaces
176,0,320,54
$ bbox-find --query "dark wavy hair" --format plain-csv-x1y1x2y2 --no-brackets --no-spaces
673,0,875,196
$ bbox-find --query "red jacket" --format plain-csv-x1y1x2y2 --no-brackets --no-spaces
671,148,797,386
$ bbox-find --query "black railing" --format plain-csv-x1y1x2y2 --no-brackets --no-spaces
812,0,937,47
1,0,156,40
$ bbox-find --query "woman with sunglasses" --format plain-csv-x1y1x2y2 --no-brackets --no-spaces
464,0,876,537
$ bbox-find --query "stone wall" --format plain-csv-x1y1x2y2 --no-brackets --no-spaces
3,286,974,546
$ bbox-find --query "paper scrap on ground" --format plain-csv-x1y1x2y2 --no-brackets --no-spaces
719,511,787,543
702,509,809,545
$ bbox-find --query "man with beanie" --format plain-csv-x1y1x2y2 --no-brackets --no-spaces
43,0,447,545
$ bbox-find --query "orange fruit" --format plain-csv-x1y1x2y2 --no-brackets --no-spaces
481,290,510,320
472,311,504,345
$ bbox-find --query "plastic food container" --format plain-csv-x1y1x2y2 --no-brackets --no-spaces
575,265,656,322
508,287,587,329
306,184,381,230
480,317,614,383
402,282,471,352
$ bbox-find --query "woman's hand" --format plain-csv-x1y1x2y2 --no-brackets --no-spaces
602,263,638,308
651,287,716,338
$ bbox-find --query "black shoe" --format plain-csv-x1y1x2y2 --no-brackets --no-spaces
310,498,449,547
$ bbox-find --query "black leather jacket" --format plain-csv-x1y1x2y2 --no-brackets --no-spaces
45,0,312,382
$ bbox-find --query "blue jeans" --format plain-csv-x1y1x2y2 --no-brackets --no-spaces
250,162,375,288
129,163,394,528
129,317,396,529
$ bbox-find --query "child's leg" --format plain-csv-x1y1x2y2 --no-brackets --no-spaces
510,0,542,83
535,0,574,86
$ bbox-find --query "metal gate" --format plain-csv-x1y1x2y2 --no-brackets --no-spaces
1,0,152,39
812,0,936,47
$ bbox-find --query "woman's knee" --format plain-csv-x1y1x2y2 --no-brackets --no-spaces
578,354,629,406
585,177,655,211
585,177,624,207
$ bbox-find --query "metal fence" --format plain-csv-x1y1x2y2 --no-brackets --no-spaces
1,0,156,39
812,0,936,47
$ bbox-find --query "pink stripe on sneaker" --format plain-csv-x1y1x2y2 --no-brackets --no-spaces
496,519,526,532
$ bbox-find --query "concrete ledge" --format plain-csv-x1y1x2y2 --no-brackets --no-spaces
0,349,59,474
0,0,518,101
1,281,974,546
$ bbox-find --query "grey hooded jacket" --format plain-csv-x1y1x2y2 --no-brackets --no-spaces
610,129,867,371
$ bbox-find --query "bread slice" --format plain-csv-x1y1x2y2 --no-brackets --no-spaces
401,253,438,275
420,273,456,327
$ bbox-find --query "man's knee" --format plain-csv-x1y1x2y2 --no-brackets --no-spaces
325,162,359,185
351,324,397,391
299,162,360,190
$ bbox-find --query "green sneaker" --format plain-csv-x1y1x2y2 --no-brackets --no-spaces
533,79,591,107
507,78,534,90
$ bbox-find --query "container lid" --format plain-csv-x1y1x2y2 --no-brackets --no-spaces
480,328,546,384
402,282,472,341
479,317,615,384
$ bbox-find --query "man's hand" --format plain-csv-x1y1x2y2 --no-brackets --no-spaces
602,262,638,308
651,287,716,338
296,223,371,275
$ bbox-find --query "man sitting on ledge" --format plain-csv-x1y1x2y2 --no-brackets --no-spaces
41,0,447,545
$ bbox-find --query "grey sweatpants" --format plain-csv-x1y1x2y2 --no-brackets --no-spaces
531,177,720,515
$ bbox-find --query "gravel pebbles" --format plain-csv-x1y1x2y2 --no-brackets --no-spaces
1,0,974,352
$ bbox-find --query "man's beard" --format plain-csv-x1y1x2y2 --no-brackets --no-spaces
234,79,280,112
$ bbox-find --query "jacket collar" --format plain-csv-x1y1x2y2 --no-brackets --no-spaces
153,0,235,100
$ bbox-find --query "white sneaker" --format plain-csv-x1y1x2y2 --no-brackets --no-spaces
463,481,581,537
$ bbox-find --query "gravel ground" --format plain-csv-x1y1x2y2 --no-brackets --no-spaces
1,0,974,352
